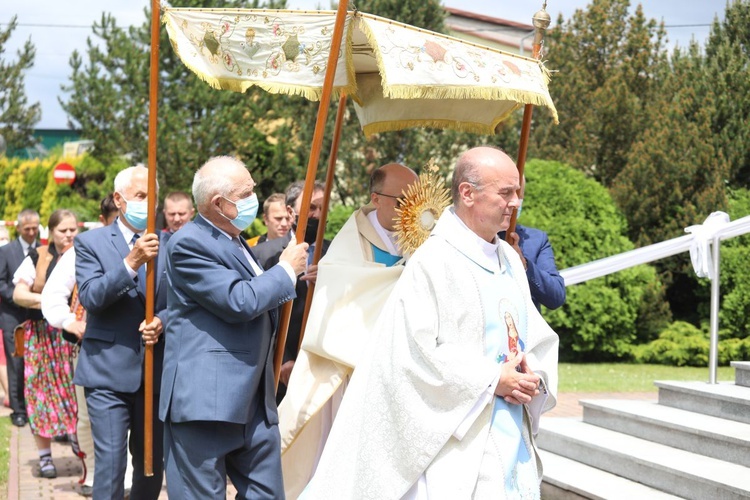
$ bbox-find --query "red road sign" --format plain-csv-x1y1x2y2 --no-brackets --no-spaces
53,163,76,185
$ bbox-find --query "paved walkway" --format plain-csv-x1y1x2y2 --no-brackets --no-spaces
2,391,658,499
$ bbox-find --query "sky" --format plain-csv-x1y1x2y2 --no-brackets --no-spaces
0,1,726,129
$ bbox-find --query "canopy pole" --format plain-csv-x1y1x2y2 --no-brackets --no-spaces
274,0,350,391
143,0,161,476
507,3,550,238
298,94,348,352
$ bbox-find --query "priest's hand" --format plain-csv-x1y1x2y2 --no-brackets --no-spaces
494,352,540,405
299,264,318,284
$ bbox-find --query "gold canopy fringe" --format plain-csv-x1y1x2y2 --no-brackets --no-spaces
360,108,519,138
355,15,558,124
163,9,357,101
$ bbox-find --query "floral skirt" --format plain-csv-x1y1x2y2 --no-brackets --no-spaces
24,320,77,437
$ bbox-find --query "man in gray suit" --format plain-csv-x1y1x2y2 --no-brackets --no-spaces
74,165,167,499
160,156,308,499
0,209,39,427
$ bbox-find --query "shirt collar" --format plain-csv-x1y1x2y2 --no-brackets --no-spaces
202,215,234,241
117,217,141,244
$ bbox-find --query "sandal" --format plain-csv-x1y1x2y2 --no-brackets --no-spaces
39,455,57,479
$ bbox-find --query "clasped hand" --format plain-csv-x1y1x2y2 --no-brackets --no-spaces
279,240,309,276
494,351,540,405
125,233,159,270
140,316,163,345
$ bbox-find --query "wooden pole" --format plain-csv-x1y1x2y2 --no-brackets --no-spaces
298,94,348,351
274,0,350,391
143,0,161,476
506,3,551,239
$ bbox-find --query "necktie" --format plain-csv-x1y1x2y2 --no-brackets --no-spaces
131,234,146,294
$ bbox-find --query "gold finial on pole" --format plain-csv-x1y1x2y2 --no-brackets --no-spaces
531,3,552,59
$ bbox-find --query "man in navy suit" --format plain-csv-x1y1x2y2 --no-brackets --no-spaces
74,164,167,499
0,209,39,427
160,156,308,499
499,177,566,311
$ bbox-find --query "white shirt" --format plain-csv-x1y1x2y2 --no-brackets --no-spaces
19,237,34,256
118,218,141,279
366,209,401,256
41,248,77,330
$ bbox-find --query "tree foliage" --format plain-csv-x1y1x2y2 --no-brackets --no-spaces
530,0,667,186
704,0,750,187
0,16,41,153
610,42,727,247
522,159,670,361
60,0,295,202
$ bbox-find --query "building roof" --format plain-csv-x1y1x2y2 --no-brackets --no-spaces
445,7,535,54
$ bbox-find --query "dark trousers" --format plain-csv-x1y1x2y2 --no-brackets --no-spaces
1,317,25,417
164,404,284,500
85,386,164,500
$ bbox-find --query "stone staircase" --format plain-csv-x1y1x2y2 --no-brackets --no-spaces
538,361,750,499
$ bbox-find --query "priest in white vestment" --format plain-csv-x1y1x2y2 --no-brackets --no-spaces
279,164,419,498
300,147,559,499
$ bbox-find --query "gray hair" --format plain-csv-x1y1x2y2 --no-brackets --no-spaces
113,164,159,195
17,208,40,225
193,156,246,208
451,155,483,205
285,180,325,209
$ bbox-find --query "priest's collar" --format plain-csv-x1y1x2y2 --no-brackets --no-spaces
366,208,401,256
442,208,505,274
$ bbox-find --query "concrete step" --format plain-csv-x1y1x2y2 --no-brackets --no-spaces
539,449,681,500
580,399,750,467
732,361,750,388
655,380,750,424
538,418,750,500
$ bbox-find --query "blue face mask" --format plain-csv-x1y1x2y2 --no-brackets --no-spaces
119,193,148,231
221,193,259,231
516,198,523,220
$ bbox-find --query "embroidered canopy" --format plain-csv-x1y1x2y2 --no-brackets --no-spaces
163,8,558,136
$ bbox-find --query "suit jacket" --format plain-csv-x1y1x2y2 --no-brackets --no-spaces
253,232,330,365
159,215,296,426
499,224,566,311
0,239,39,325
73,221,168,393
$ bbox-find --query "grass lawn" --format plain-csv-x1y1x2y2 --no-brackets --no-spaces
558,363,735,392
0,416,10,498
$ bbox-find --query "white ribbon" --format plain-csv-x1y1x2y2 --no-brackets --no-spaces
685,211,730,280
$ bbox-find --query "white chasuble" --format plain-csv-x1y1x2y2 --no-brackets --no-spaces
300,208,559,499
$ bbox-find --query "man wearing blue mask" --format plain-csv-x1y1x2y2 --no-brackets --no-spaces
160,156,309,499
74,164,168,499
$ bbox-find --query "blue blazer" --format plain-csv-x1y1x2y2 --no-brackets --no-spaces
499,224,566,311
159,215,295,426
73,221,168,393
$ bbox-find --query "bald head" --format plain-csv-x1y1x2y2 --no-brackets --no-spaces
370,163,418,231
451,147,520,242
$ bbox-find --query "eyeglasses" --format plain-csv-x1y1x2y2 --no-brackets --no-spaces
374,192,405,207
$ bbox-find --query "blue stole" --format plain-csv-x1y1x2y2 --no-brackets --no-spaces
371,244,401,267
477,252,531,489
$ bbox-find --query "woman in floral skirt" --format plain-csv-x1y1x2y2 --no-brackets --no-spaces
12,209,79,479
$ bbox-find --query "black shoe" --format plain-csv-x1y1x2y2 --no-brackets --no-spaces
39,455,57,479
10,414,27,427
79,484,93,497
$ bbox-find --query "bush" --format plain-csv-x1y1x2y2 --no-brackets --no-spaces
524,159,670,361
633,321,750,366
